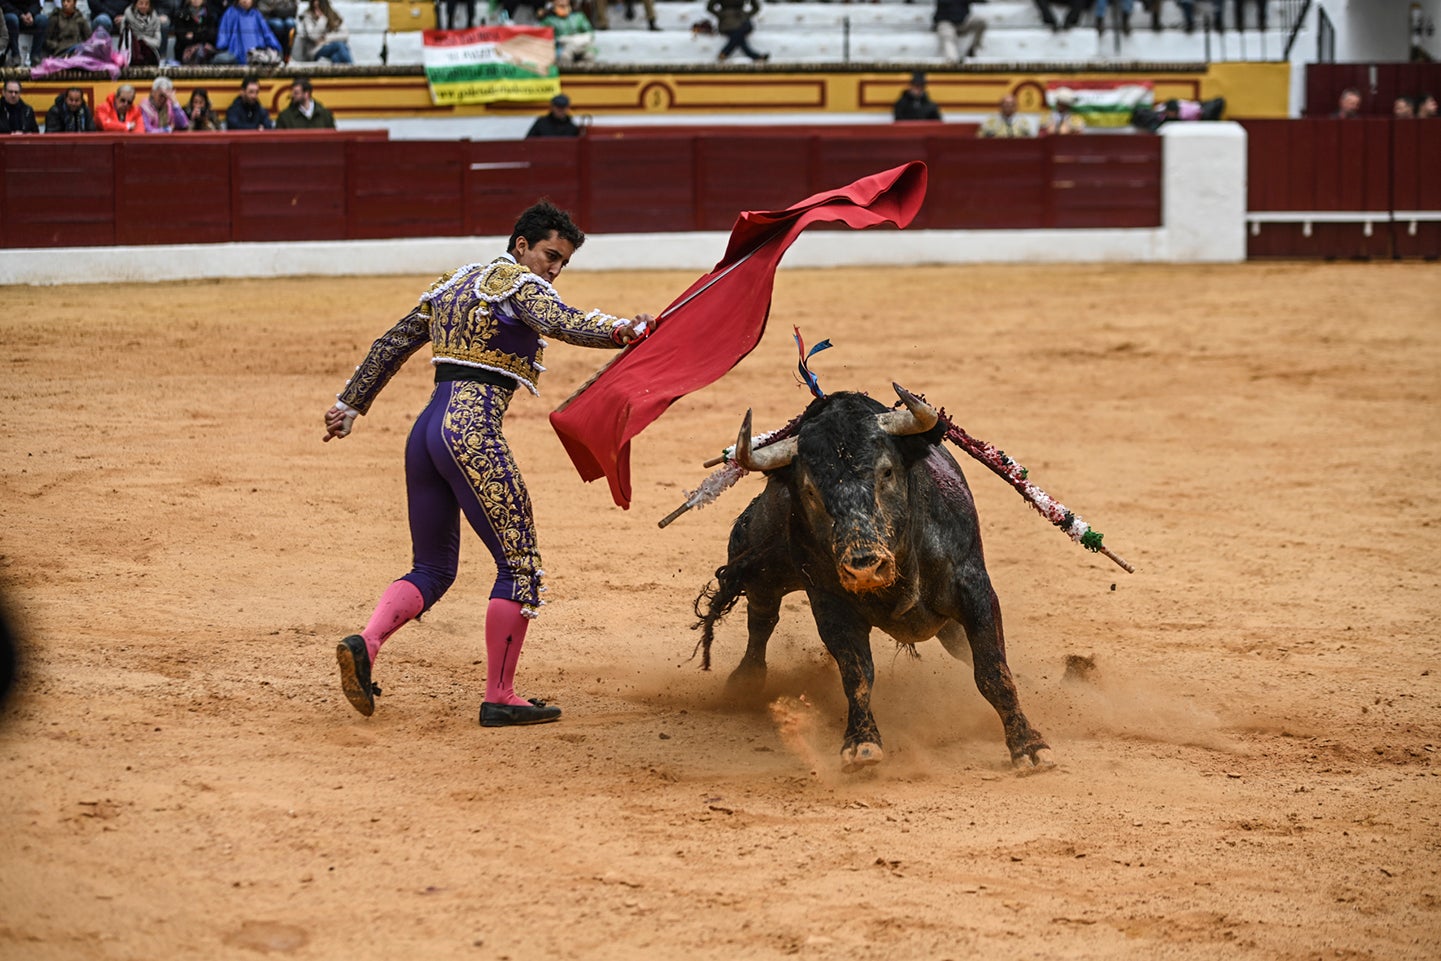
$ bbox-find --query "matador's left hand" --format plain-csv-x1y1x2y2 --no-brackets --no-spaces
323,403,358,442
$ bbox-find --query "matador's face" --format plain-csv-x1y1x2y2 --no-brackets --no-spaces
513,231,576,283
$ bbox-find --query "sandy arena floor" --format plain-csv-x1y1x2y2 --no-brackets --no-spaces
1,262,1438,960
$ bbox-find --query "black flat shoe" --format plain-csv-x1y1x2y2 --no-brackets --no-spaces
480,698,562,727
337,634,379,717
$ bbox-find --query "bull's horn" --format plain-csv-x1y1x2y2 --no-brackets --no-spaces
878,383,939,436
735,409,797,471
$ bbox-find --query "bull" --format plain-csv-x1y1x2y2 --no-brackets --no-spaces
693,385,1053,773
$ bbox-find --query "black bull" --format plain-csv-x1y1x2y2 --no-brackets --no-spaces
693,386,1053,773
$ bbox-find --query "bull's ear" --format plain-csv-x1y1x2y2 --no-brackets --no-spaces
877,383,938,436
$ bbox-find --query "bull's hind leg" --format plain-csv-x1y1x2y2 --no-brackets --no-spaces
956,575,1054,772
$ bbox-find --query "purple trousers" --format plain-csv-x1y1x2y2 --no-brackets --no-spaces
399,380,544,617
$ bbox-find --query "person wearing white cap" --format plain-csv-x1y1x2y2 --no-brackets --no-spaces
1040,88,1086,136
526,93,580,138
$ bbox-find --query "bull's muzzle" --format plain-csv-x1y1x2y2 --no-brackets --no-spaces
838,544,897,592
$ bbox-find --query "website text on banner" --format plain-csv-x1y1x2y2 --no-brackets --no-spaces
422,26,560,105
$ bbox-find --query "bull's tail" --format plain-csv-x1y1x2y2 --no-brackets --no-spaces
690,562,745,671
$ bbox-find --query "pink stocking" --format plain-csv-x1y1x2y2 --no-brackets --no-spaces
360,579,425,662
484,598,531,706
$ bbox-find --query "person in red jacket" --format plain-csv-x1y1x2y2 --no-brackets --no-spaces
95,84,143,132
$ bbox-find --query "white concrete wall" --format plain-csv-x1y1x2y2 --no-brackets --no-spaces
0,124,1249,285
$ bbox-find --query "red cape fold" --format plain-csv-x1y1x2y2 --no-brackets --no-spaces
549,161,929,509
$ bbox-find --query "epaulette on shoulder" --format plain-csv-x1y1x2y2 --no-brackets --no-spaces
475,259,545,304
419,266,470,304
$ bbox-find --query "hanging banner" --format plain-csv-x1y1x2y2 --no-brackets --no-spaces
1044,80,1154,128
422,26,560,105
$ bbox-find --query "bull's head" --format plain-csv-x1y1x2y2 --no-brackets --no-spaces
735,384,938,593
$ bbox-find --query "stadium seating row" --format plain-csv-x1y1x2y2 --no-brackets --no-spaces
333,0,1286,67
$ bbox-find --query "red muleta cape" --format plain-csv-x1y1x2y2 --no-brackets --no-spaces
549,161,929,509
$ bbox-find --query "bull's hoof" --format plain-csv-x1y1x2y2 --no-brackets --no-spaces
1012,747,1056,776
840,741,884,773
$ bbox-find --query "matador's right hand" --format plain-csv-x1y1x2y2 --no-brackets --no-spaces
323,402,359,442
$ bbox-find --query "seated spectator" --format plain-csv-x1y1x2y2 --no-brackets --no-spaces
276,76,334,128
1143,0,1194,32
1033,1,1086,31
185,86,221,129
141,75,188,132
1335,87,1361,119
978,94,1035,138
293,0,351,64
0,79,39,133
226,75,275,129
42,0,92,58
708,0,767,63
1416,93,1437,119
44,85,96,131
216,0,282,65
1040,88,1085,135
444,0,475,30
89,0,128,38
1094,0,1133,35
1393,96,1414,119
120,0,167,66
3,0,50,67
1234,0,1264,31
173,0,220,64
592,0,658,32
540,0,594,66
258,0,295,61
95,82,142,131
893,71,941,122
934,0,984,63
526,93,579,138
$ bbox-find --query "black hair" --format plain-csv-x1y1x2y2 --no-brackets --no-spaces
242,75,260,90
508,199,585,254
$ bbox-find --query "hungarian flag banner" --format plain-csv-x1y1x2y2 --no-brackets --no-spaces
549,161,929,509
1045,80,1154,128
421,26,559,105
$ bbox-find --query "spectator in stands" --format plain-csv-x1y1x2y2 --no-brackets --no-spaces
526,93,580,137
89,0,129,41
3,0,49,67
95,83,142,131
978,93,1035,138
216,0,283,65
120,0,167,66
42,0,92,58
44,85,96,131
0,79,39,132
1040,88,1085,135
173,0,219,64
893,71,941,122
141,75,188,132
934,0,984,63
277,76,335,128
1143,0,1194,32
1416,93,1437,119
0,14,7,61
540,0,594,65
1393,96,1415,119
1232,0,1264,31
185,87,222,129
1034,1,1087,31
293,0,351,64
709,0,767,63
1334,87,1361,119
1093,0,1133,35
226,76,275,129
444,0,474,30
258,0,296,60
592,0,658,33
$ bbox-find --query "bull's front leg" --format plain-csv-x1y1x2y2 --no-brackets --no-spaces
956,576,1054,773
810,594,883,773
724,588,782,704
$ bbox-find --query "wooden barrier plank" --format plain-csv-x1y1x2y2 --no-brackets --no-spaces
0,138,116,248
584,137,696,234
231,140,350,243
693,135,812,232
346,140,465,240
925,138,1047,230
115,140,230,246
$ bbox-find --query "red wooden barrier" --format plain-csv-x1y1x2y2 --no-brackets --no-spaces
0,128,1164,251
